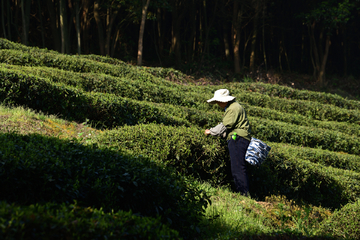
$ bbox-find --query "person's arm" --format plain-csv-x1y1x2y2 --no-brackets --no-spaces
205,123,227,138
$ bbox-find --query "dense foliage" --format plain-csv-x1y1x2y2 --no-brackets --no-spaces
0,39,359,239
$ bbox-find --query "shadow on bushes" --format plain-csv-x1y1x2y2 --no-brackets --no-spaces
0,132,210,239
247,152,348,210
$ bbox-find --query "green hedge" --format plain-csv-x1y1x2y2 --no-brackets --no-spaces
0,201,180,239
269,142,360,173
251,118,360,155
0,132,209,238
0,48,176,88
4,64,359,137
91,123,360,209
0,67,195,128
200,85,360,123
319,199,360,239
232,89,360,124
1,67,358,155
94,123,230,186
230,82,360,110
264,151,360,209
0,64,207,110
247,106,360,137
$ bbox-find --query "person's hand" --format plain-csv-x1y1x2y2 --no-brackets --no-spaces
204,129,211,135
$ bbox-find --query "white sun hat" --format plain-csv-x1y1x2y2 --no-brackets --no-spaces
207,89,235,103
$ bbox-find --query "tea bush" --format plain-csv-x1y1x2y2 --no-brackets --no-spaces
0,132,209,237
270,142,360,173
247,106,360,137
232,82,360,110
91,123,360,209
0,201,180,239
94,123,230,186
251,118,360,155
319,199,360,239
1,67,358,155
265,151,360,209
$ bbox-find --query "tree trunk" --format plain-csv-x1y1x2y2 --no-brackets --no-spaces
171,0,186,67
1,0,7,39
250,0,260,72
46,0,61,52
262,3,267,71
137,0,150,66
21,0,31,45
220,0,230,61
156,8,165,58
59,0,69,53
232,0,242,74
317,35,331,84
37,0,46,48
82,0,90,54
187,0,197,61
94,1,105,55
74,0,81,54
200,0,218,65
5,0,12,40
105,7,119,56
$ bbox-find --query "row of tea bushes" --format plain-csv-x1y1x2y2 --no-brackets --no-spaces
0,48,176,88
229,82,360,110
269,142,360,173
265,150,360,209
6,64,360,135
228,89,360,124
251,118,360,155
247,106,360,137
5,64,358,139
1,67,358,155
90,123,360,209
0,201,179,239
3,37,358,113
0,132,209,238
93,123,229,186
0,67,196,128
319,199,360,239
2,45,359,125
0,64,206,110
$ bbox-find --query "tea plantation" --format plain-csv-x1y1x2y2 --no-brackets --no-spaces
1,38,360,239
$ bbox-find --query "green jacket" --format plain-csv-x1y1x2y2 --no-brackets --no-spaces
223,101,251,141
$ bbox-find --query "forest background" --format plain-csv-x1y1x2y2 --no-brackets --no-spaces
1,0,360,98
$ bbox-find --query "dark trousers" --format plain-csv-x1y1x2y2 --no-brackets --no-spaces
227,136,250,195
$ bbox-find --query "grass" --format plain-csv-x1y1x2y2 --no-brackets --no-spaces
0,104,98,143
0,104,335,239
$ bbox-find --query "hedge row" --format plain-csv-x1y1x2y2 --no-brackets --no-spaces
0,48,176,88
246,106,360,137
93,123,229,186
2,47,359,125
269,142,360,173
7,64,359,138
0,67,197,128
1,67,359,155
0,64,207,110
229,82,360,110
0,132,209,238
263,150,360,209
251,117,360,155
0,201,179,239
226,88,360,124
90,123,360,209
319,199,360,239
2,38,358,113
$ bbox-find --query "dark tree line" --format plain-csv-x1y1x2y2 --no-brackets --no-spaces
1,0,360,84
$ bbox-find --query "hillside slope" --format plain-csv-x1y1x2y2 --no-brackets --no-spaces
1,38,359,239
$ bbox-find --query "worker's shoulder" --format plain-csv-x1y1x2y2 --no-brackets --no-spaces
228,101,243,111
